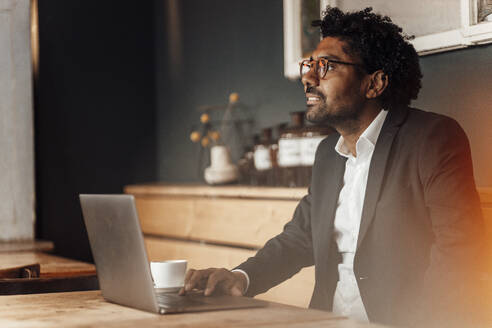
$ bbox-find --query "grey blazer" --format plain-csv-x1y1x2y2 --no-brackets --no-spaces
237,106,486,327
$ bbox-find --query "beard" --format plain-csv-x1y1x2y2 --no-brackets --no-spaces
305,89,363,131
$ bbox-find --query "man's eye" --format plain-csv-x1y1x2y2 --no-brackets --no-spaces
319,60,335,74
318,62,333,76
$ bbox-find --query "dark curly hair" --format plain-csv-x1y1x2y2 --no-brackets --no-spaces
312,7,422,111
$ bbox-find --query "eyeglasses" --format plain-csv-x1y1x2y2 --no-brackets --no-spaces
299,57,364,79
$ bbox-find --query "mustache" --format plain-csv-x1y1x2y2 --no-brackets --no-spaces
305,87,326,100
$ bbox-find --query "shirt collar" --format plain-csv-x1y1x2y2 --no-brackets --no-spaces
335,109,388,158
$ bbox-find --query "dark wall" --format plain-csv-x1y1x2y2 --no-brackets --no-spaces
415,46,492,187
156,0,305,183
155,0,492,187
36,1,157,262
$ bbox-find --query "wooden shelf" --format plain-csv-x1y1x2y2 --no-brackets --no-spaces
124,183,308,200
126,183,491,202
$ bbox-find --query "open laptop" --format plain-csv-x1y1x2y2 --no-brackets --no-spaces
80,194,268,314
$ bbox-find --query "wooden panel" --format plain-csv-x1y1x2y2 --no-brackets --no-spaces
191,198,297,248
144,236,255,268
135,197,194,238
136,196,298,248
145,237,314,308
257,266,314,308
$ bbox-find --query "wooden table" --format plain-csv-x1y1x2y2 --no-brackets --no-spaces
0,251,97,295
0,251,95,278
0,290,387,328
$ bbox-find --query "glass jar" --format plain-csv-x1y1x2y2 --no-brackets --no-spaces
253,128,275,186
238,146,255,185
298,124,334,186
278,112,305,187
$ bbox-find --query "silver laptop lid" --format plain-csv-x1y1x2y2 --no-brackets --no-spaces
80,194,159,313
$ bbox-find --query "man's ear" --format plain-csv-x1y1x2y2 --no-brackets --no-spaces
365,70,388,99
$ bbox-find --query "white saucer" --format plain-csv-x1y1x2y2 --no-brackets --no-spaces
154,286,182,293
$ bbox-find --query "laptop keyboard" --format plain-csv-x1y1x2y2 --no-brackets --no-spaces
155,292,205,307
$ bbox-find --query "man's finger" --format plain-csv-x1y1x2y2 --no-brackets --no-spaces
186,269,207,291
185,268,216,291
204,269,228,296
183,269,195,289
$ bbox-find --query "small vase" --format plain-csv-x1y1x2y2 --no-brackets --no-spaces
204,146,238,185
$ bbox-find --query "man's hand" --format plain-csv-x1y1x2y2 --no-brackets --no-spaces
178,268,247,296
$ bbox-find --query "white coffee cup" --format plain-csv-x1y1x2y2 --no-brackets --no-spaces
150,260,187,290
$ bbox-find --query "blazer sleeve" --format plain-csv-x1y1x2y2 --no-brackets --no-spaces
416,116,487,326
234,189,315,297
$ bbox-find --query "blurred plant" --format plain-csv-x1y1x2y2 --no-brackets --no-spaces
190,113,222,148
190,92,252,149
189,92,255,180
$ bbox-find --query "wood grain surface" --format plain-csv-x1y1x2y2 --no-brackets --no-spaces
0,252,95,278
0,290,388,328
136,196,297,248
125,183,308,200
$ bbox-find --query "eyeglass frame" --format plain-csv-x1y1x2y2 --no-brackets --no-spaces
299,56,365,79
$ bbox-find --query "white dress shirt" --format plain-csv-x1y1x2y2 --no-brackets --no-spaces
234,110,388,321
332,109,388,322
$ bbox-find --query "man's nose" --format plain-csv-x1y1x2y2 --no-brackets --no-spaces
301,69,319,91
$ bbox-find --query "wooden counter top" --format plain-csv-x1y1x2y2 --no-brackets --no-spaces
125,183,308,200
126,183,491,202
0,290,387,328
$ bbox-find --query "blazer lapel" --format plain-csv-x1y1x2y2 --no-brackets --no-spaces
313,140,347,260
321,153,347,230
356,106,408,250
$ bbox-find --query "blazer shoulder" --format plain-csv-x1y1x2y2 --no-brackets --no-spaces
403,107,468,143
406,107,463,131
403,107,472,182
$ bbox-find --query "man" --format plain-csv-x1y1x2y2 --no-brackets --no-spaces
180,7,487,327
